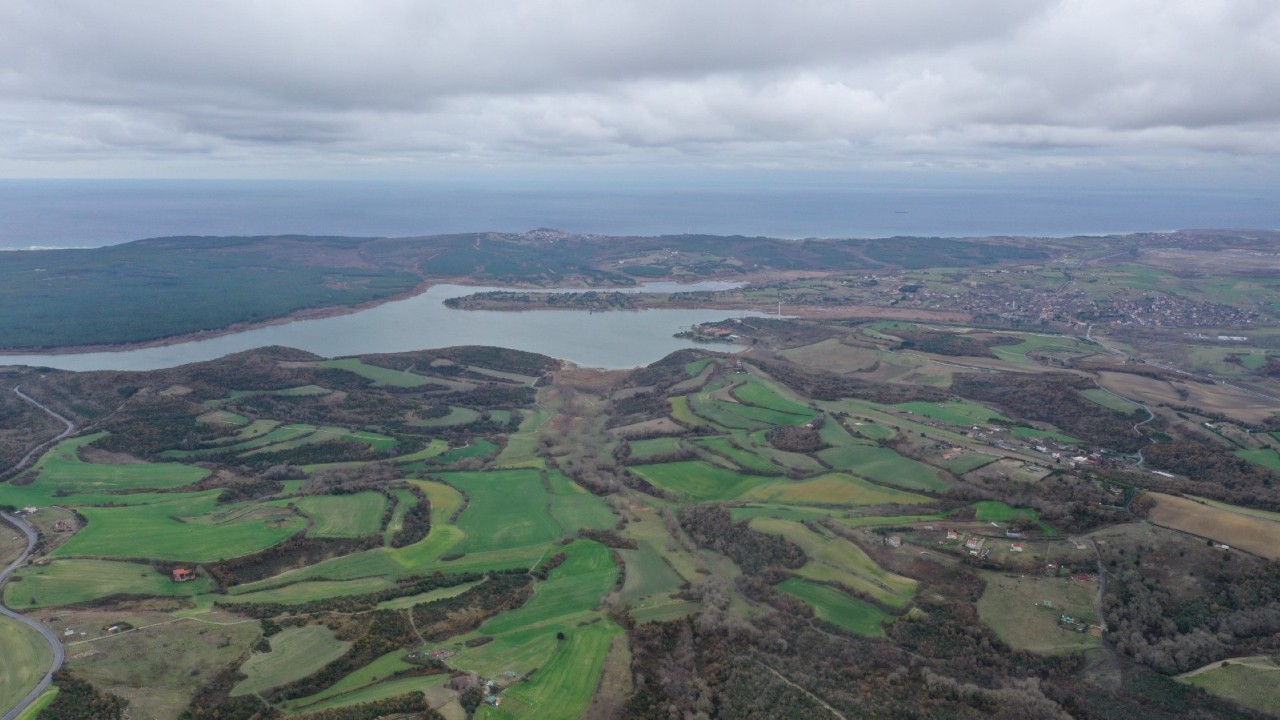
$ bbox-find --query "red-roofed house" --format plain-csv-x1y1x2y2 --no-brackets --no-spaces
172,568,195,583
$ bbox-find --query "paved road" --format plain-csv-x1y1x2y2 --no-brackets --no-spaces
8,386,75,480
1,513,64,720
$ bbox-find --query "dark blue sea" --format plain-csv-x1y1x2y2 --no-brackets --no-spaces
0,178,1276,250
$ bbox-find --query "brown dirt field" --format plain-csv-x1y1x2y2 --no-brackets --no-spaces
781,339,883,374
1147,493,1280,560
1097,371,1280,423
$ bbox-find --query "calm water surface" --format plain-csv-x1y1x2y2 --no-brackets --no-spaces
1,283,754,372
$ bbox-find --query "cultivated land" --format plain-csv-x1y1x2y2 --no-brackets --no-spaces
4,230,1280,718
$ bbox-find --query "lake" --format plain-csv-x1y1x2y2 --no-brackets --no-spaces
0,283,756,372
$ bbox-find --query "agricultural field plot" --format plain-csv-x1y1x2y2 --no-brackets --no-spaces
630,461,775,502
55,494,305,562
425,439,500,466
750,518,916,607
692,435,781,474
781,338,883,374
618,540,687,606
388,439,449,463
973,501,1057,535
938,451,999,474
476,621,620,720
777,578,891,636
976,571,1100,653
895,400,1010,426
1098,371,1280,424
298,674,451,714
546,470,616,532
320,357,432,387
382,487,418,543
964,458,1052,484
668,395,710,429
410,406,482,427
233,625,352,697
436,470,562,553
742,473,930,506
989,334,1091,365
376,579,483,610
1079,388,1142,413
223,577,395,605
280,650,417,712
0,614,54,714
195,409,251,426
1180,656,1280,716
5,559,214,608
1008,426,1082,444
3,433,209,506
1147,493,1280,560
816,444,949,492
731,376,817,418
1236,448,1280,471
295,491,388,538
627,436,684,459
69,610,260,720
476,541,618,638
163,422,318,457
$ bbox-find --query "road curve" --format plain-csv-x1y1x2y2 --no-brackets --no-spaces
1,513,64,720
8,386,75,480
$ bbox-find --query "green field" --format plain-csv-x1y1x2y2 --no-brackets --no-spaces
225,577,395,605
411,406,482,427
693,436,780,474
5,559,214,608
1009,427,1082,444
376,579,483,610
973,501,1057,534
1080,388,1142,413
731,377,816,418
233,625,352,696
1236,448,1280,471
743,473,930,506
281,650,418,712
816,444,948,492
437,470,562,553
428,439,500,465
1,433,209,506
669,395,708,429
322,358,431,387
0,614,54,714
895,400,1010,426
628,436,684,459
1182,657,1280,716
54,494,305,562
295,492,388,538
546,470,616,532
618,541,687,605
630,461,775,501
750,518,915,607
777,578,891,636
477,621,620,720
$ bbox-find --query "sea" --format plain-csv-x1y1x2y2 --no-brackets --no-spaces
0,178,1276,250
1,179,1276,371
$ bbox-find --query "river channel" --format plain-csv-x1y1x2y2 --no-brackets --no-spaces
2,282,754,372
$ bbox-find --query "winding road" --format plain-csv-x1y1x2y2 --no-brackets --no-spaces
1,385,75,720
1,513,64,720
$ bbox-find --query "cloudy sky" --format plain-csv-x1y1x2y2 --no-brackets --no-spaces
1,0,1278,181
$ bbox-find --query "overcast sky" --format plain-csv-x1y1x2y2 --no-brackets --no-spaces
1,1,1277,182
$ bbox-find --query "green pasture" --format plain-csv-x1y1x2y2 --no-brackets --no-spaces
282,650,417,712
1,433,209,506
750,518,915,607
618,541,686,605
5,559,213,608
295,492,387,538
477,621,620,720
743,473,930,506
833,513,949,529
0,615,54,715
382,488,418,543
939,452,998,474
693,436,779,474
196,410,250,426
628,437,684,459
731,377,816,417
1183,657,1280,716
669,395,708,429
410,406,481,427
233,625,352,696
777,578,891,636
479,541,617,637
685,358,713,376
973,501,1057,534
977,571,1099,653
1080,388,1142,413
54,494,305,561
631,461,774,501
427,439,500,465
547,470,616,532
989,334,1088,364
895,400,1010,426
1009,427,1083,444
389,439,449,463
729,505,846,523
437,470,561,553
322,358,430,387
14,688,57,720
1237,448,1280,472
817,444,948,492
224,577,395,605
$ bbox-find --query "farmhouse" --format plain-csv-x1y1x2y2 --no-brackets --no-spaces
885,535,902,548
1010,543,1024,552
171,568,195,582
946,530,960,541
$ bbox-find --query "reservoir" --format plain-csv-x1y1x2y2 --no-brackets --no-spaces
2,282,753,372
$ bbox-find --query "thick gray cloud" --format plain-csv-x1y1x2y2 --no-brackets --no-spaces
0,0,1277,176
